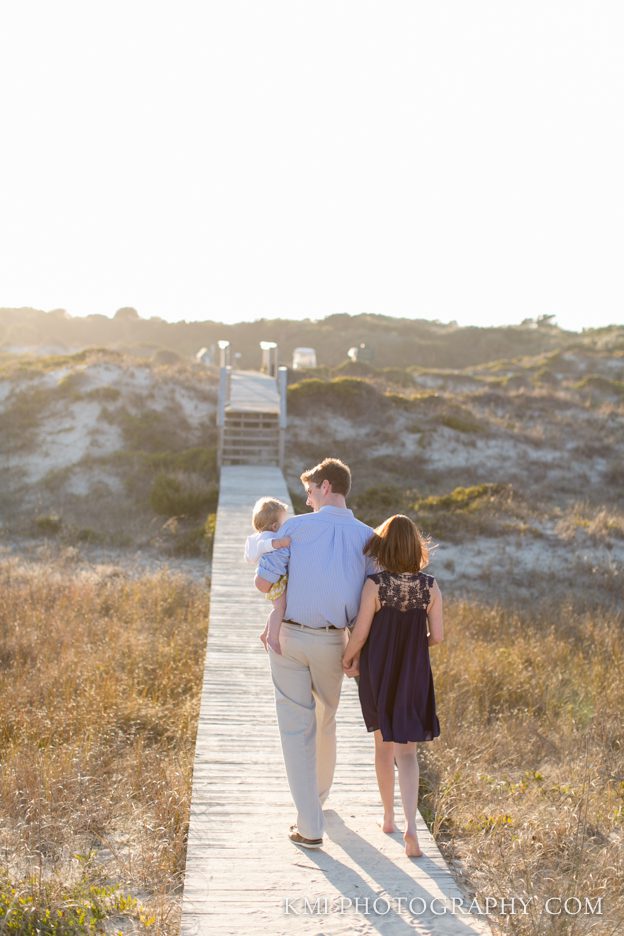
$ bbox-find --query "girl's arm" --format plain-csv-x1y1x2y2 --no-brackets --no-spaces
427,579,444,646
343,579,379,672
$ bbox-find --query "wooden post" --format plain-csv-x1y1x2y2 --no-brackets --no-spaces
260,340,278,377
278,365,287,469
216,365,231,468
217,339,231,369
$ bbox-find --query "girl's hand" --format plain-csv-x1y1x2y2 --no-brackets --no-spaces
342,655,360,677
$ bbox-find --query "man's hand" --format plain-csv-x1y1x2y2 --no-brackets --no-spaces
259,624,269,651
266,623,282,655
259,623,282,655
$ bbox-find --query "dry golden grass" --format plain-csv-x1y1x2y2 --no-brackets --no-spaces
421,600,624,935
0,562,209,934
2,558,623,934
555,502,624,544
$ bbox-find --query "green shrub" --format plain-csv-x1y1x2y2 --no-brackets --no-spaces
142,446,217,475
76,528,102,544
204,511,217,539
383,391,422,410
440,410,484,433
56,371,89,397
152,349,181,365
116,407,191,452
410,484,518,540
288,377,385,417
0,873,155,933
160,512,217,557
84,385,121,403
350,484,416,527
0,349,123,379
0,387,50,437
109,447,217,515
379,366,417,388
42,466,73,491
35,513,62,535
351,484,514,539
573,374,624,397
150,472,218,517
170,523,209,557
332,359,377,377
532,366,558,385
415,483,512,513
286,365,332,383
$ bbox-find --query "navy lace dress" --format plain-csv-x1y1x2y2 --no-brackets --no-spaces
358,571,440,744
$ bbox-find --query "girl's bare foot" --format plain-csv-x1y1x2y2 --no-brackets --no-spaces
380,816,397,833
404,832,423,858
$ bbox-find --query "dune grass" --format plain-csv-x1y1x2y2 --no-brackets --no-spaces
0,562,209,934
420,599,624,935
1,558,622,934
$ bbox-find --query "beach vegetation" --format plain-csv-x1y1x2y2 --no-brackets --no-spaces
150,471,218,518
0,567,209,933
419,599,623,934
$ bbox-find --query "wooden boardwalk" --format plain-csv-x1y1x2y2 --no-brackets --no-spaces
181,465,491,936
228,370,281,412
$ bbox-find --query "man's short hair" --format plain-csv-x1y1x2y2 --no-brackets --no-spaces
300,458,352,497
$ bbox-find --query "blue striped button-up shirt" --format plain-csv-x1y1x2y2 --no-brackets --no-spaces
257,505,377,629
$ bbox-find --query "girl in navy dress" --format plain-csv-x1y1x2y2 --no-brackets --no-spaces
343,514,444,858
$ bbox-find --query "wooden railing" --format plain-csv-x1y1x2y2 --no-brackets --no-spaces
216,342,287,470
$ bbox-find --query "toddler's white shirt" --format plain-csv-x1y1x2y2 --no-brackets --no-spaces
244,530,277,564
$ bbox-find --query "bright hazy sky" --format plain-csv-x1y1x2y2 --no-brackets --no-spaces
1,1,623,331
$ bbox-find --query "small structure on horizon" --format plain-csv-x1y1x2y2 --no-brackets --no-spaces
195,346,215,366
347,342,374,363
292,347,317,370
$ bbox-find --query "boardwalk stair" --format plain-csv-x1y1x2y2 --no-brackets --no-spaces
221,410,280,466
216,352,287,469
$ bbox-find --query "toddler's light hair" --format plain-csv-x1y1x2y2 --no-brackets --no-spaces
252,496,289,532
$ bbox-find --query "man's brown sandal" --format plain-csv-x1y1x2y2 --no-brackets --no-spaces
288,825,323,849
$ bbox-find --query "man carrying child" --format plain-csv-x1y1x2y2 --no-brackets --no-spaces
255,457,376,849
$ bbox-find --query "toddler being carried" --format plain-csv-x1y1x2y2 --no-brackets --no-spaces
244,496,290,654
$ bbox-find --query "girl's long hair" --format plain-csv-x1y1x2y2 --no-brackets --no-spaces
364,514,429,573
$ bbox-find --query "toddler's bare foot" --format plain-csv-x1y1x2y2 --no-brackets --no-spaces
404,832,423,858
259,628,269,651
380,816,397,833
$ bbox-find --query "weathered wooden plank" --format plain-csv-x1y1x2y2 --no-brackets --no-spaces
226,370,281,413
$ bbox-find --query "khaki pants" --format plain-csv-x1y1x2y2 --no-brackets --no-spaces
269,622,347,839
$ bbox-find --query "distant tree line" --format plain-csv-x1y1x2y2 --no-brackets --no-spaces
0,306,621,371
